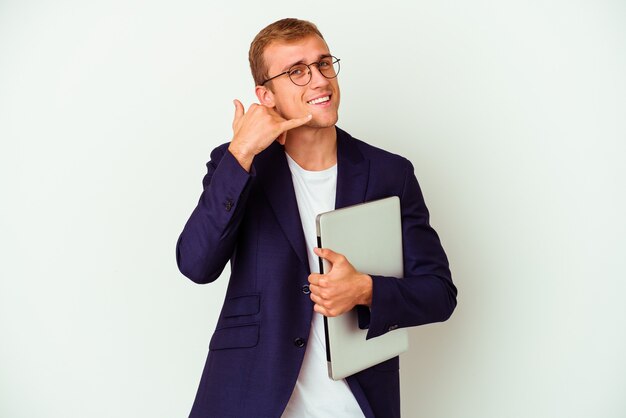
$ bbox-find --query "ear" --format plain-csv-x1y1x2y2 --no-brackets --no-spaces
255,85,275,107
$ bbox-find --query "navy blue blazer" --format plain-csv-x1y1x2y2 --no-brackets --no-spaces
176,127,457,418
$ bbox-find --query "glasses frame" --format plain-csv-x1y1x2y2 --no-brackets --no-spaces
260,56,341,87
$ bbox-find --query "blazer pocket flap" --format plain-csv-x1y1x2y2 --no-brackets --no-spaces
209,324,259,350
222,294,260,318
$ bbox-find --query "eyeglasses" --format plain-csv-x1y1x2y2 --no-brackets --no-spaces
261,56,340,87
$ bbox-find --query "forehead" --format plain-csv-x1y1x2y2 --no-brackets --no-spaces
264,35,331,73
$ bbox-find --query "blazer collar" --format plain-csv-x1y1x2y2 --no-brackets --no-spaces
335,126,370,209
254,126,370,268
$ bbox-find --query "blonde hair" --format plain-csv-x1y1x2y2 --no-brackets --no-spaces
249,18,324,86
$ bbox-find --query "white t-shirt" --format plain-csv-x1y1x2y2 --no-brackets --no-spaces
282,153,365,418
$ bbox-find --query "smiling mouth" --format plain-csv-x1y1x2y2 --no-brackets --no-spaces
307,95,330,105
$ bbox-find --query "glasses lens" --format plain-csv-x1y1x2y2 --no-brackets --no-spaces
288,64,310,86
287,57,340,86
318,56,340,79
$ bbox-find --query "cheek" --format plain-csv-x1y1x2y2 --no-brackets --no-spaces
277,96,306,115
333,84,341,101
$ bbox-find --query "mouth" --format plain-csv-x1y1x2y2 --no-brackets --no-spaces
307,95,331,105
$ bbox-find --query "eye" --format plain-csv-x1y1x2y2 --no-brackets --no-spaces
318,59,332,68
289,64,307,77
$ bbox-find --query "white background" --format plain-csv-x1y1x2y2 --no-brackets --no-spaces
1,1,625,417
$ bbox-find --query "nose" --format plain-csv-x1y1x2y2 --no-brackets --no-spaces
308,64,330,88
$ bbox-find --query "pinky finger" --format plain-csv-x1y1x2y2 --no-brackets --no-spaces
313,304,326,316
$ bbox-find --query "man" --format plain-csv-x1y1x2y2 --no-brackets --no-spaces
176,18,457,418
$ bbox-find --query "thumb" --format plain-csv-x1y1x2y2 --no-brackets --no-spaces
314,247,343,265
232,99,245,127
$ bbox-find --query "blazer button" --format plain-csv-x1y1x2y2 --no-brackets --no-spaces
224,199,234,212
301,285,311,295
294,337,306,348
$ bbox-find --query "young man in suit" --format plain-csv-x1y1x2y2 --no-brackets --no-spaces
176,18,457,418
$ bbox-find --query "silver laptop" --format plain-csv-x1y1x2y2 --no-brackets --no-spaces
316,196,409,380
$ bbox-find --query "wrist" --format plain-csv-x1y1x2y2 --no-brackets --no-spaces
359,274,373,307
228,142,254,172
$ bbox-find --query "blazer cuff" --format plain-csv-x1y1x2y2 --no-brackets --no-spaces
365,275,400,340
205,150,254,210
356,305,371,330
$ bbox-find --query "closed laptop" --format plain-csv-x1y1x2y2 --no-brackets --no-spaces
316,196,409,380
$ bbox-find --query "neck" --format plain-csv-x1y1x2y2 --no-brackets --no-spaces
284,125,337,171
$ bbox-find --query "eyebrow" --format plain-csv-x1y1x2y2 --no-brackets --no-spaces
281,54,333,72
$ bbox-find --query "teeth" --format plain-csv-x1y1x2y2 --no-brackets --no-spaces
308,96,330,105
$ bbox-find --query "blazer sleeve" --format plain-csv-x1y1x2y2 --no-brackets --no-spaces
361,160,457,340
176,145,254,284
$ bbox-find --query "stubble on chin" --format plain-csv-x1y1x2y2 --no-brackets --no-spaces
306,109,339,129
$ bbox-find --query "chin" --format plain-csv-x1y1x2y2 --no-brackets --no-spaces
308,114,339,129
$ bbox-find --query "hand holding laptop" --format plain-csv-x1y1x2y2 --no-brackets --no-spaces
307,247,373,317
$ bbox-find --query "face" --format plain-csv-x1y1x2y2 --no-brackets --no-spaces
256,35,340,129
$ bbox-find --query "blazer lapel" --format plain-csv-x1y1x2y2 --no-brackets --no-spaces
253,128,370,267
254,142,308,268
335,127,370,209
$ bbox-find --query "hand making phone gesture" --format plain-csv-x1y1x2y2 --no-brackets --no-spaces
228,99,311,172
